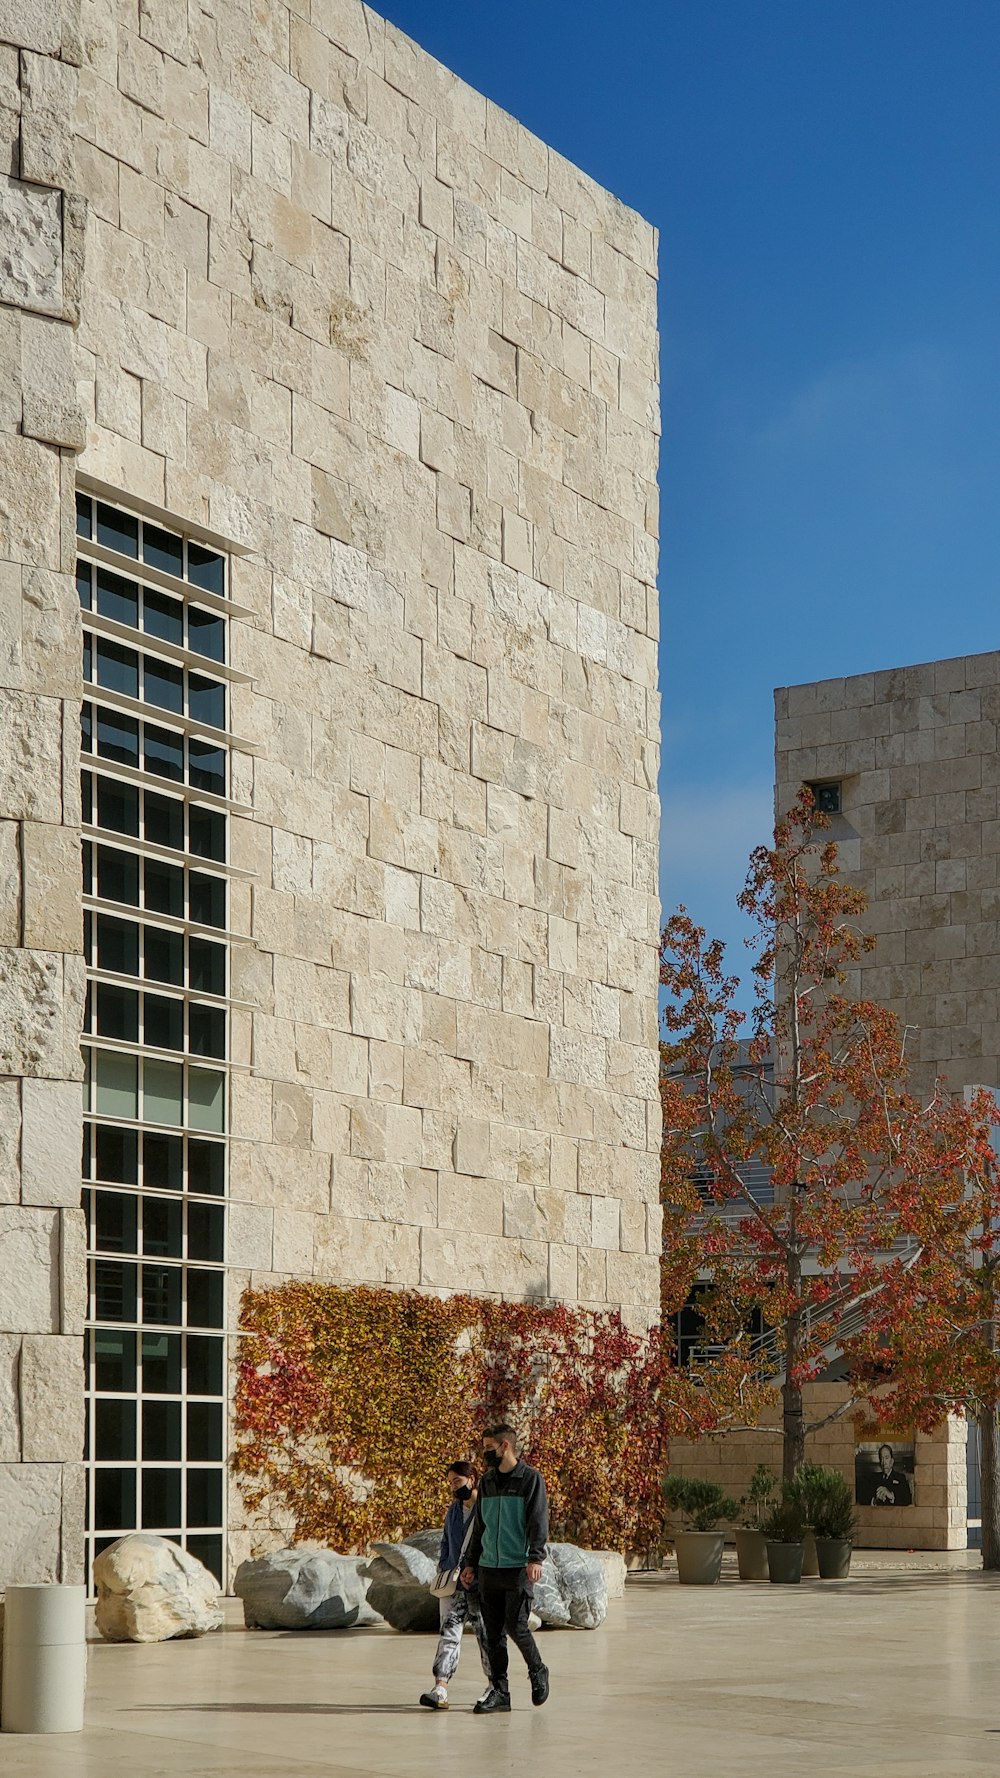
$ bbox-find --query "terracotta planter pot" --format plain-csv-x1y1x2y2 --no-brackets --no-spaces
766,1540,804,1585
673,1531,725,1585
815,1537,852,1579
734,1527,769,1581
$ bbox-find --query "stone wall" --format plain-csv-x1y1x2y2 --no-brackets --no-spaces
73,0,662,1332
0,0,88,1583
668,1385,967,1551
776,652,1000,1099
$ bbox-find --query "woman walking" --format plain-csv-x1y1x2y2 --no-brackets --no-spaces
419,1462,492,1711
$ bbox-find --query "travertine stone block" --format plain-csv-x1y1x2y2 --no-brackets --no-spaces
20,1077,82,1207
0,1209,59,1332
0,1462,63,1582
20,1334,85,1461
0,177,63,315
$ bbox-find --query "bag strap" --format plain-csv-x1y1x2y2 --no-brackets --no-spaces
456,1510,477,1565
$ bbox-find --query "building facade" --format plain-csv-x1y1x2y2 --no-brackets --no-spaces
0,0,663,1588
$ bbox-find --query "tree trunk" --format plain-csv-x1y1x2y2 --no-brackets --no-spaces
980,1404,1000,1571
782,1377,805,1482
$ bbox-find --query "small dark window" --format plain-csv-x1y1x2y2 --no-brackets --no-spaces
95,1125,139,1185
144,658,184,715
189,872,225,928
97,503,139,559
96,982,139,1042
143,1131,183,1192
143,588,184,647
97,846,140,907
187,607,225,663
94,1190,139,1255
94,1398,137,1462
187,1534,223,1582
186,1334,223,1394
189,1004,226,1058
94,1258,137,1322
142,1399,181,1461
144,858,184,917
97,778,139,837
96,569,139,630
187,1269,224,1328
187,543,225,595
187,1401,222,1461
186,1467,223,1528
187,1201,224,1263
96,710,139,768
188,740,226,796
189,805,225,862
143,526,184,579
97,639,139,699
143,1196,183,1259
141,1331,181,1393
189,938,225,997
142,1467,181,1529
806,781,842,816
94,1467,136,1532
77,564,93,609
188,674,225,730
93,1329,136,1393
81,702,93,753
144,993,184,1052
143,1264,182,1326
187,1139,224,1196
143,791,184,851
144,725,184,783
76,492,93,538
145,928,185,986
97,914,139,977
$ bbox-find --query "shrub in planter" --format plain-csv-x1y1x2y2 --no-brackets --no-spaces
763,1496,805,1585
804,1469,856,1578
734,1464,777,1582
662,1477,738,1586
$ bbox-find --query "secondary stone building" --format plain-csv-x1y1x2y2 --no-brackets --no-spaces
0,0,662,1588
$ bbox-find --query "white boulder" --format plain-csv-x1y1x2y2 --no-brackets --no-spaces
234,1549,381,1630
94,1534,222,1642
533,1543,609,1629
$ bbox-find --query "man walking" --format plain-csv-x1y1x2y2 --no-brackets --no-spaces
460,1422,550,1714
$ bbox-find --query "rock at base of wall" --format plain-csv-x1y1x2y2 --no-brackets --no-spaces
94,1534,223,1642
591,1549,628,1600
533,1544,608,1629
234,1549,381,1630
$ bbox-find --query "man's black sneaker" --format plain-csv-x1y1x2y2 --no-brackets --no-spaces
473,1687,511,1714
530,1664,550,1706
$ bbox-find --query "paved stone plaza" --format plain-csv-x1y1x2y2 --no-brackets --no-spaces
4,1566,1000,1777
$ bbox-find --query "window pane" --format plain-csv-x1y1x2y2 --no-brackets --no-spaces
144,724,184,783
143,791,184,851
187,607,225,663
81,700,93,752
96,639,139,699
144,928,184,985
186,1534,223,1583
187,1139,224,1196
143,1399,181,1461
186,1269,224,1328
143,1131,183,1191
186,1468,222,1528
93,1329,136,1392
188,1004,225,1059
95,1399,137,1462
144,658,184,714
83,633,92,684
77,563,93,609
142,1264,182,1326
188,939,225,997
187,544,225,594
187,1201,224,1263
93,1258,137,1322
187,1069,225,1133
142,1467,181,1529
97,778,139,837
96,984,139,1042
188,805,225,862
144,858,184,917
144,993,183,1052
95,1124,138,1185
76,491,93,538
82,772,94,824
188,675,225,730
186,1335,223,1395
143,527,184,580
97,846,139,907
144,589,185,647
96,569,139,630
94,1191,138,1254
141,1332,181,1393
96,710,139,767
97,915,139,977
187,1402,222,1461
189,872,225,928
95,1051,138,1118
143,1197,183,1258
83,1122,92,1179
143,1059,183,1125
95,1467,136,1532
188,740,226,796
96,503,139,559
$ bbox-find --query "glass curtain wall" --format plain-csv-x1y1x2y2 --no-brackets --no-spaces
77,490,239,1587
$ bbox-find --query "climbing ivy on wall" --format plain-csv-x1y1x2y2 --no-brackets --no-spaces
232,1281,715,1555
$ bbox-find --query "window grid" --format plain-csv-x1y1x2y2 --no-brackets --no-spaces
81,494,231,1594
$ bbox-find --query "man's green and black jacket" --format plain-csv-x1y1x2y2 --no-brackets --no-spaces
467,1459,549,1571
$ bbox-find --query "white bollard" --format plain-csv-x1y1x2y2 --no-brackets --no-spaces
1,1585,87,1734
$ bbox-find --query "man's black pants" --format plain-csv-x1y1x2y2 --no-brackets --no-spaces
478,1568,543,1688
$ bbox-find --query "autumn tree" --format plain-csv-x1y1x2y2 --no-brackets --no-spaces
660,790,930,1480
848,1087,1000,1569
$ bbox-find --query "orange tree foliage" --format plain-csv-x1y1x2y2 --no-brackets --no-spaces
233,1280,724,1556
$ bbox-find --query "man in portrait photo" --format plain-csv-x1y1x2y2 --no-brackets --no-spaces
856,1442,914,1506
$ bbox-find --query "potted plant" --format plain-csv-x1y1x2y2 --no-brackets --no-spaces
734,1464,777,1581
661,1477,738,1585
788,1463,845,1577
763,1494,806,1585
808,1470,856,1578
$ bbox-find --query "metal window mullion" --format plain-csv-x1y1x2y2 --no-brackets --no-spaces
82,609,252,684
80,749,249,815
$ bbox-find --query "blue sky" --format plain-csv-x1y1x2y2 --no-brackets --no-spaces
381,1,1000,992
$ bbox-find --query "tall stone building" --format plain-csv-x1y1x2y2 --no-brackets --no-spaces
0,0,662,1586
776,651,1000,1100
